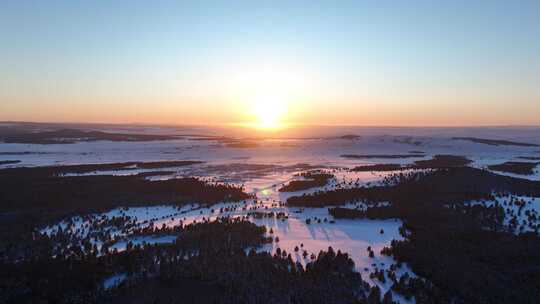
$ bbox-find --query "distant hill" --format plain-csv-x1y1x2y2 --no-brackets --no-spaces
453,137,540,147
0,128,180,144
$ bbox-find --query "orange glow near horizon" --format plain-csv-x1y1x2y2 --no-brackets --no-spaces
1,88,540,127
2,95,540,128
2,49,539,128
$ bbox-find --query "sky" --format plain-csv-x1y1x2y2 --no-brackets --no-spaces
1,0,539,127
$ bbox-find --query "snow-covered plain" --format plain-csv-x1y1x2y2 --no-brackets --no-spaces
41,169,415,300
6,125,540,303
2,125,540,171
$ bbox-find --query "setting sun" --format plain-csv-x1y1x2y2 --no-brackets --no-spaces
225,60,310,130
250,95,287,129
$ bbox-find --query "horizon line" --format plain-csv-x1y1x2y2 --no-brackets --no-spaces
2,120,540,129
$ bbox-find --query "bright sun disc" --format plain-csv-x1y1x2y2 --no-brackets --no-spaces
251,96,286,129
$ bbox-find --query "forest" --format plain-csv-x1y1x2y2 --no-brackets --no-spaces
279,172,334,192
488,161,540,175
289,167,540,303
1,218,382,304
3,161,540,303
0,165,251,264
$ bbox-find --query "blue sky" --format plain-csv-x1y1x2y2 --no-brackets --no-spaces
1,1,539,125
